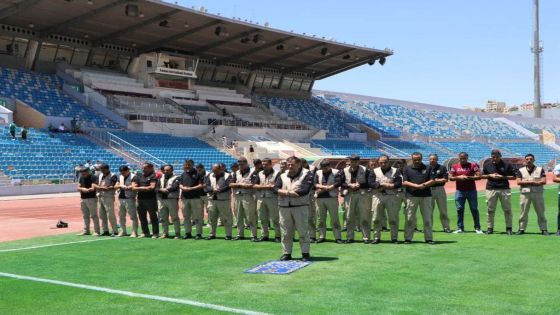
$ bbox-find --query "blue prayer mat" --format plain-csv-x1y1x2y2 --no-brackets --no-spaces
245,260,312,275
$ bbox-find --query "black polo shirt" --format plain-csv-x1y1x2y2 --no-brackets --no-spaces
402,164,433,197
134,172,157,200
79,175,97,199
180,169,204,199
483,160,514,190
430,163,448,187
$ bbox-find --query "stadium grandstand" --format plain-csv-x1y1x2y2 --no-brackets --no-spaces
0,0,558,193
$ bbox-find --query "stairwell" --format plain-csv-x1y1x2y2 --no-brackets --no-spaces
0,171,12,187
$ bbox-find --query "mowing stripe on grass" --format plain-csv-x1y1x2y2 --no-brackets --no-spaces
0,272,271,315
0,238,117,253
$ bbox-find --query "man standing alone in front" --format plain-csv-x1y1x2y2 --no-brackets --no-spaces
449,152,483,234
482,150,515,235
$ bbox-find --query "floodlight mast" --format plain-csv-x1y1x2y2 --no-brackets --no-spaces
532,0,542,118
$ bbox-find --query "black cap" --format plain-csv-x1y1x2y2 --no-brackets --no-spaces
253,159,262,165
320,160,331,168
491,149,502,157
349,154,360,161
119,165,130,172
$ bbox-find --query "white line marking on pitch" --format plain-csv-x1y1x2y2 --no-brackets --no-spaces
0,238,117,253
0,272,271,315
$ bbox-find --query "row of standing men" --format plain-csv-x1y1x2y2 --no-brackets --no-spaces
77,149,560,261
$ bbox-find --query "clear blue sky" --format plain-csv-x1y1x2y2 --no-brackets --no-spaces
175,0,559,108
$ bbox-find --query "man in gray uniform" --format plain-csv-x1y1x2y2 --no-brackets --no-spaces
157,164,181,239
230,157,259,241
340,155,371,243
274,156,314,261
314,159,343,244
95,164,118,237
115,165,138,237
254,158,281,242
204,164,233,240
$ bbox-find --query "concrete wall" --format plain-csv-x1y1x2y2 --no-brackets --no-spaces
0,105,13,124
0,183,76,197
14,100,46,129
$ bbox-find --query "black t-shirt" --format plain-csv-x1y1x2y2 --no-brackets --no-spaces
403,164,434,197
483,160,515,190
180,169,203,199
430,164,448,187
79,175,97,199
134,172,157,200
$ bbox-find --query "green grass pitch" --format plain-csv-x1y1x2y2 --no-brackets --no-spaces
1,186,559,314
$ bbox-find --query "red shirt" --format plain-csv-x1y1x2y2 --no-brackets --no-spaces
450,162,480,191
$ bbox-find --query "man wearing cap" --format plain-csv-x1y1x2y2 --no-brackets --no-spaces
515,154,549,235
230,157,259,241
254,158,281,242
180,160,205,240
482,149,516,235
370,155,403,244
204,163,233,240
340,155,371,243
157,164,181,239
429,154,452,233
132,162,159,238
274,156,314,261
94,163,119,237
77,167,100,236
115,165,139,237
314,159,343,244
402,152,436,244
449,152,483,234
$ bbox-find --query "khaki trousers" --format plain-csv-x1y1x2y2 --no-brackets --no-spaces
257,197,279,238
182,198,204,236
486,189,513,229
404,196,433,241
279,205,310,255
431,186,450,230
208,199,233,237
158,198,180,236
519,192,548,230
80,198,99,234
235,194,257,238
372,193,400,241
346,191,372,241
118,198,138,235
308,198,317,239
98,195,118,233
316,197,342,240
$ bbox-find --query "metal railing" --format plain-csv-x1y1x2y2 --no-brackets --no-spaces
106,132,167,167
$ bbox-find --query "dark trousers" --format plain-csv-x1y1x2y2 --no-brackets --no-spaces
9,131,15,139
455,190,481,230
137,198,159,236
557,194,560,230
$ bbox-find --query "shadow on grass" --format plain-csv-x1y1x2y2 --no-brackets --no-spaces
309,256,339,262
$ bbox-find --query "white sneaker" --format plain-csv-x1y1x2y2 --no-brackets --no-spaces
453,229,464,234
475,229,484,234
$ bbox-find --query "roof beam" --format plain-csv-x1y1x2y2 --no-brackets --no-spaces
39,0,129,37
250,42,324,70
315,54,379,80
92,8,182,45
284,48,355,73
0,0,42,21
138,20,221,54
216,35,294,65
191,28,260,55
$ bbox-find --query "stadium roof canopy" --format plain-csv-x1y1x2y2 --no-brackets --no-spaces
0,0,393,79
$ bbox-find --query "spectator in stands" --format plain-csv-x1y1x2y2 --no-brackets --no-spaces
132,162,159,238
515,154,548,236
58,123,66,133
482,150,516,235
254,158,281,242
77,167,100,236
180,159,205,240
156,164,181,239
230,157,259,241
74,163,83,182
8,122,16,140
449,152,483,234
94,163,119,237
429,154,451,233
71,118,77,132
554,163,560,236
370,155,402,244
212,127,216,135
222,136,227,148
402,152,436,244
340,155,371,243
20,126,28,141
274,156,313,261
115,165,139,237
248,144,255,161
204,163,233,240
314,159,343,244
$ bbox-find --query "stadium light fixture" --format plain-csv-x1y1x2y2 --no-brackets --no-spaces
240,37,250,44
87,0,93,5
276,44,285,51
342,54,351,60
184,22,189,28
367,58,375,65
214,26,229,37
379,57,386,66
125,3,138,17
253,34,265,44
320,47,330,56
159,20,170,27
